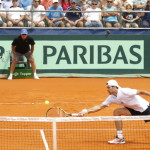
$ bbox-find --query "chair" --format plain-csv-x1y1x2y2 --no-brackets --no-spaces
10,55,30,69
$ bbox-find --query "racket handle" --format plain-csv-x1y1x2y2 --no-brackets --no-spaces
71,113,79,116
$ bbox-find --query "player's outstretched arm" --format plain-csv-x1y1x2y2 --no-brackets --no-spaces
137,90,150,97
78,104,107,116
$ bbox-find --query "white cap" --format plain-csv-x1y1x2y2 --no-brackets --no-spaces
53,0,59,3
107,80,119,87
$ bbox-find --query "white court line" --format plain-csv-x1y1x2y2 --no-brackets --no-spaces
40,129,50,150
0,128,149,131
0,101,98,105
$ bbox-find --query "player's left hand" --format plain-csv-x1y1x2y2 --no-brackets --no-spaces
78,109,88,116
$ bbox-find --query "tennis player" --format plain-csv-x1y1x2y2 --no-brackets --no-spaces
8,29,39,80
79,80,150,144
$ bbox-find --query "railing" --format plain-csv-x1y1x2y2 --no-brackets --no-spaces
0,9,150,29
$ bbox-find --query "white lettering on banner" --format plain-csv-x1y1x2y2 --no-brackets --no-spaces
13,72,32,77
20,72,32,76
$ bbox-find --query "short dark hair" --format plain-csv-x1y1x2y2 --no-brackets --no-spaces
33,0,41,3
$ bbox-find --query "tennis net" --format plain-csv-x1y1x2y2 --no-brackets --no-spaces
0,116,150,150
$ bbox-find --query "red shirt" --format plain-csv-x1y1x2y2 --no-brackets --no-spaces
41,0,53,10
60,0,71,10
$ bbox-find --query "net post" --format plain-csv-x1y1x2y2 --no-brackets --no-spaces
52,121,57,150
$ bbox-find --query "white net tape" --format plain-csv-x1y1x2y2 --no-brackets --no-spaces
0,115,150,122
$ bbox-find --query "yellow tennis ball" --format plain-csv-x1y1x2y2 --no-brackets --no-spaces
45,100,50,105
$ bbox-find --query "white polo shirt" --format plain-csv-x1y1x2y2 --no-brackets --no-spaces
8,7,25,20
102,87,149,112
85,8,102,21
0,8,6,21
26,5,45,22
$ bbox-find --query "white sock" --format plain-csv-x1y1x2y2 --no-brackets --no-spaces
34,72,37,76
9,73,13,76
117,130,123,139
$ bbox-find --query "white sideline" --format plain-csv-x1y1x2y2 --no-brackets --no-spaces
40,129,50,150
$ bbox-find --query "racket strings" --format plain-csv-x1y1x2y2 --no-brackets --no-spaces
58,108,66,117
46,107,67,117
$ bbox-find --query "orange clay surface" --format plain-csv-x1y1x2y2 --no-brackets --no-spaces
0,77,150,150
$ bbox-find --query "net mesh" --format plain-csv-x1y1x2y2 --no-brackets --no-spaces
0,116,150,150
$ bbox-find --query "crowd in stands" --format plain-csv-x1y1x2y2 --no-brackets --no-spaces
0,0,150,28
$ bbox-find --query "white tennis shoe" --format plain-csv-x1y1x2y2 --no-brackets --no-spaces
34,74,39,80
8,75,13,80
108,136,125,144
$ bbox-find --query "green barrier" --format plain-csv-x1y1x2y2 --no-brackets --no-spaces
1,34,150,75
7,66,33,79
12,68,33,79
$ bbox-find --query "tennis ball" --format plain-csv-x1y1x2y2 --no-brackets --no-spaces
45,100,50,105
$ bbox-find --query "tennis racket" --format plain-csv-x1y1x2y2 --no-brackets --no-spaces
46,107,78,117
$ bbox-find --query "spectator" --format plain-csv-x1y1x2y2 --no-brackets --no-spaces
99,0,133,10
60,0,71,11
84,0,103,27
103,0,120,27
7,0,25,27
114,0,122,9
142,0,150,27
2,0,12,10
0,0,7,27
76,0,89,11
64,0,84,27
86,0,92,8
45,0,65,27
122,4,139,28
18,0,32,10
82,0,89,11
8,29,39,80
25,0,46,27
41,0,53,10
99,0,107,9
114,0,134,9
120,0,133,10
133,0,147,17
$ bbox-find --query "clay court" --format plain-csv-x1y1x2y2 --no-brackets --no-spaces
0,77,150,150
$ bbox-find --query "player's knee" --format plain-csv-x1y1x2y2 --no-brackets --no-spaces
29,60,34,64
7,22,12,27
18,22,24,27
11,62,18,66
